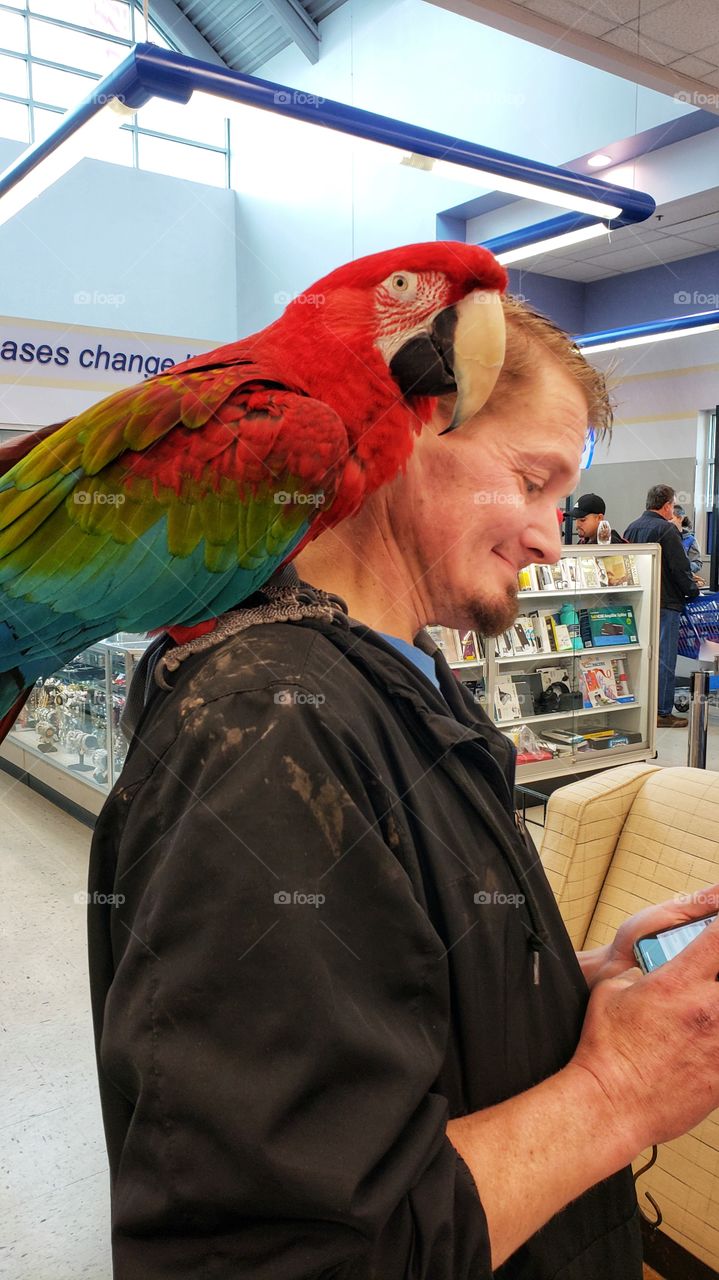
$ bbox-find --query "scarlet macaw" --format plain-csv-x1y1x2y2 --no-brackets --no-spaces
0,240,507,739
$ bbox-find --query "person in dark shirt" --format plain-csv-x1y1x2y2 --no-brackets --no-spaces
566,492,625,544
88,300,719,1279
624,484,700,727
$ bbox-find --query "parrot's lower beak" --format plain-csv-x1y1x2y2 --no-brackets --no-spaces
388,289,506,433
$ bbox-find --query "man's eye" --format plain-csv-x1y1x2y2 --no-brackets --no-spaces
525,479,545,495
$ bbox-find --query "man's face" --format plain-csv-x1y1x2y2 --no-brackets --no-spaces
576,512,602,540
381,354,588,635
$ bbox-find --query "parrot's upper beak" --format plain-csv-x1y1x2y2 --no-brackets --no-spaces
388,289,506,433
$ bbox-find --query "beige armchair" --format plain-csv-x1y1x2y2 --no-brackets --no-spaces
542,763,719,1272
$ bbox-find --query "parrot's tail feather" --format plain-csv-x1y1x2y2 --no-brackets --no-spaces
0,421,70,480
0,687,32,746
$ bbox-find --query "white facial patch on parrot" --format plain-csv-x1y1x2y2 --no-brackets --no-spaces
374,270,450,364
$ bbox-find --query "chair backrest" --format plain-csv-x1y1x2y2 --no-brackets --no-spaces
585,766,719,1271
541,762,658,948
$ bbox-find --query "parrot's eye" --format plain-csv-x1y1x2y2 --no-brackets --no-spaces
384,272,419,301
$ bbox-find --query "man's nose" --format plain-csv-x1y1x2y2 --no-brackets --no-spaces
522,503,563,565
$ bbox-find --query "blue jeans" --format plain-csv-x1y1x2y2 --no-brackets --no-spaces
658,607,681,717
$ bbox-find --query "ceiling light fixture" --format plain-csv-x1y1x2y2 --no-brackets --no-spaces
0,43,655,260
401,153,622,219
496,222,610,265
587,153,613,169
576,310,719,351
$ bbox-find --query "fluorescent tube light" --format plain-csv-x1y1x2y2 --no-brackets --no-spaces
495,222,610,265
401,153,622,220
579,317,719,352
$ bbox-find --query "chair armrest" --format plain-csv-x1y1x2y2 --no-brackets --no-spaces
541,762,660,948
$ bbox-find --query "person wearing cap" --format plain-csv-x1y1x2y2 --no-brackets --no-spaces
566,493,625,544
624,484,700,728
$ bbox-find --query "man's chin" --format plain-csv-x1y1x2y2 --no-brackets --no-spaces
469,585,519,637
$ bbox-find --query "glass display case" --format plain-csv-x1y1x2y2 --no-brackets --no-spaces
4,633,150,803
435,544,660,782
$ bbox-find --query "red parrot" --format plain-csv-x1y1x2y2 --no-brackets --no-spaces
0,240,507,741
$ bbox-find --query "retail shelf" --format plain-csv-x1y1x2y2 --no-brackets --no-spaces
516,586,643,599
499,701,641,728
448,659,485,669
497,643,643,664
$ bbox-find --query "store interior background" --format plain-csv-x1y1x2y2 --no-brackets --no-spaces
1,0,719,1276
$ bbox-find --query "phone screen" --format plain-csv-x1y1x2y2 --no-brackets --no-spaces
636,914,717,972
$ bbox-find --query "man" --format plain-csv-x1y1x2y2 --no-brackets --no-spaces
566,492,625,543
625,485,700,728
88,299,719,1279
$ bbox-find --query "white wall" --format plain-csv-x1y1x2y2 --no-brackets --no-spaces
0,141,238,343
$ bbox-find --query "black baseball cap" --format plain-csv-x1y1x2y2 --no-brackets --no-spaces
566,493,605,519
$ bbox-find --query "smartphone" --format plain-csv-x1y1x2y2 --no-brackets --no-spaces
633,912,717,974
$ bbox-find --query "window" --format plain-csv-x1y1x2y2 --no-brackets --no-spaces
0,1,229,187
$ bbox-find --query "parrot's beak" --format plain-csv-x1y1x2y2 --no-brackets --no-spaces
388,289,506,433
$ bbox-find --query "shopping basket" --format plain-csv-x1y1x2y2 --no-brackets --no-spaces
678,593,719,660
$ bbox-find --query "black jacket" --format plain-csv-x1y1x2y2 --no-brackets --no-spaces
623,511,700,610
88,591,641,1279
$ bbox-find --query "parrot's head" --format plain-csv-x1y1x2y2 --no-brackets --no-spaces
268,241,508,500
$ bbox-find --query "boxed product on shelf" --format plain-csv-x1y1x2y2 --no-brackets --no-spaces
458,630,481,662
510,675,535,716
533,665,583,712
610,656,636,702
529,611,552,653
548,615,573,652
495,630,515,658
542,728,589,749
579,604,639,646
517,565,538,591
427,626,462,663
536,564,556,590
494,675,521,722
579,659,620,708
511,616,536,655
577,555,601,588
582,729,644,750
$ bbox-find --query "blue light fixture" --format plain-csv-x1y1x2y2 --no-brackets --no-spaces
0,42,655,255
576,310,719,352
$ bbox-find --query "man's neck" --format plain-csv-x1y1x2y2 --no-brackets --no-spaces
294,531,425,644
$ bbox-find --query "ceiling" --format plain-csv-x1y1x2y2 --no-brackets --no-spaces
430,0,719,108
510,187,719,279
162,0,348,74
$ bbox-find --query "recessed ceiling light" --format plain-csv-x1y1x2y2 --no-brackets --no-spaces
588,153,613,169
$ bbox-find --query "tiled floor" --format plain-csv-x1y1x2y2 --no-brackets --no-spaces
4,716,719,1277
0,771,111,1279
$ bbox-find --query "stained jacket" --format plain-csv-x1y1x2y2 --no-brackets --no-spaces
624,510,700,610
88,586,642,1280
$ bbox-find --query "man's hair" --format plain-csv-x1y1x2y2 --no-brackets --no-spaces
647,484,675,511
497,295,613,436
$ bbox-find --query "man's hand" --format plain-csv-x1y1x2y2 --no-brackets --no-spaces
573,911,719,1152
578,883,719,987
448,908,719,1268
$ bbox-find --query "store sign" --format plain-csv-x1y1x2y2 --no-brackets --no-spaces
0,315,221,430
